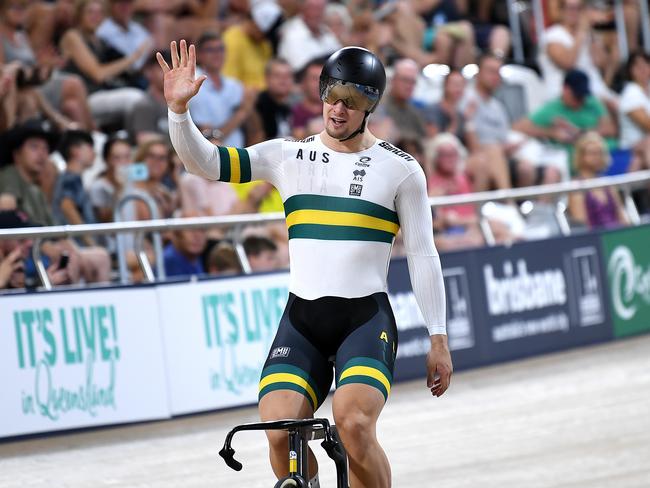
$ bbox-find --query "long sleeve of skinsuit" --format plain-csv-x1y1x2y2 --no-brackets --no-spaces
394,167,447,335
167,108,283,185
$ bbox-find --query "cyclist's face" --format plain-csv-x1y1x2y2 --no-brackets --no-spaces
323,100,366,140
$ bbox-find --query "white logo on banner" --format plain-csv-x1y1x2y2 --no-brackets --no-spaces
568,247,604,327
608,246,650,320
484,260,566,316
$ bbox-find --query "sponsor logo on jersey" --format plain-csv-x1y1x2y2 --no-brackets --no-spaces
353,169,366,182
295,135,316,143
270,346,291,359
349,183,363,196
378,141,415,161
355,156,372,167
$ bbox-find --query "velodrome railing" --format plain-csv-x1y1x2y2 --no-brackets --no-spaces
1,170,649,290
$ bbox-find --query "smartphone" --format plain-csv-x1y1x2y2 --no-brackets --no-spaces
57,252,69,270
127,163,149,182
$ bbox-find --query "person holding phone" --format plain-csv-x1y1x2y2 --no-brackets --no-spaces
0,209,70,289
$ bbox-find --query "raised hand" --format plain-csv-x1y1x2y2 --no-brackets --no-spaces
157,39,207,114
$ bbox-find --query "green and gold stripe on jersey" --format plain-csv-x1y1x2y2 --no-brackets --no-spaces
284,194,400,244
259,364,324,411
337,357,393,401
217,146,252,183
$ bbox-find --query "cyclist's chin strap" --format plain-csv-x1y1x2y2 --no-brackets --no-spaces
338,112,369,142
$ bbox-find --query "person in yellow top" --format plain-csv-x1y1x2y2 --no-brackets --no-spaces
222,1,283,90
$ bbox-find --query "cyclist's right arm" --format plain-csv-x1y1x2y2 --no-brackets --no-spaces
159,40,283,186
168,109,283,187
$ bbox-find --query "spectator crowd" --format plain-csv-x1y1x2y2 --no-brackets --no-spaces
1,0,649,291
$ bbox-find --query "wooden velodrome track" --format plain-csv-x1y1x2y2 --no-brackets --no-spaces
1,335,649,488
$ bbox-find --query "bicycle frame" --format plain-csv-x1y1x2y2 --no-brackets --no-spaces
219,418,349,488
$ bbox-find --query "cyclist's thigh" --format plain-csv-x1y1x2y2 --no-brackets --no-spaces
334,292,398,405
259,294,333,417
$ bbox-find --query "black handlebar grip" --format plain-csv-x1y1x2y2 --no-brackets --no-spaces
219,446,243,471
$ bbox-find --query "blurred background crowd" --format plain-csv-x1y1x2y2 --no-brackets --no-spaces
1,0,649,290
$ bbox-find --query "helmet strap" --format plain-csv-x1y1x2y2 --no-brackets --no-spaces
338,112,370,142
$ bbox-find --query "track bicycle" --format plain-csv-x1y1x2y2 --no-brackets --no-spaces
220,418,349,487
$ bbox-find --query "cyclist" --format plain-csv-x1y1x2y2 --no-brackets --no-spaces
158,40,453,488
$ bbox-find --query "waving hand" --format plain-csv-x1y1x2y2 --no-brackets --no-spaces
157,39,207,114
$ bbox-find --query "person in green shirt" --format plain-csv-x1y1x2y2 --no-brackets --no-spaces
513,69,617,175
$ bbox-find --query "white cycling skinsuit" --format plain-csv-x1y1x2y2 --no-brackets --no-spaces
168,109,446,336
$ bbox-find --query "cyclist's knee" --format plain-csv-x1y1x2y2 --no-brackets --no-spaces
265,429,289,452
334,408,376,455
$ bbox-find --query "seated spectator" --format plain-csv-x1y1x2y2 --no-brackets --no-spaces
131,0,220,50
243,235,278,272
59,0,151,129
568,132,628,229
0,209,70,289
189,31,256,147
513,69,617,176
291,59,324,140
247,58,294,143
425,133,511,250
454,0,511,59
380,58,426,141
0,120,111,284
132,137,177,219
206,242,243,276
89,134,133,224
163,211,207,278
24,0,75,67
97,0,153,73
222,0,281,90
52,131,98,248
422,69,469,142
538,0,616,105
1,0,95,130
619,52,650,173
127,51,169,144
324,2,353,47
460,54,560,191
387,0,476,69
546,1,640,57
277,0,340,73
0,120,60,225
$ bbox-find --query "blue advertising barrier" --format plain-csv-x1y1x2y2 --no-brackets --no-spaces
389,233,614,381
388,250,485,382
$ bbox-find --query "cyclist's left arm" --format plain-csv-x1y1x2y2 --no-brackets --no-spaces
394,167,446,336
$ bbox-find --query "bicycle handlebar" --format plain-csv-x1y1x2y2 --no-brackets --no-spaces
219,418,335,472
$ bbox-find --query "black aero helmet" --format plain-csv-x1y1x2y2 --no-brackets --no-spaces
319,47,386,114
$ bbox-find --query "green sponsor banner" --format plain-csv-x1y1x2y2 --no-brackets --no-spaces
158,272,290,415
601,225,650,337
1,288,170,438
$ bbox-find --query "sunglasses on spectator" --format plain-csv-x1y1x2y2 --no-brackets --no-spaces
146,152,168,161
201,45,225,53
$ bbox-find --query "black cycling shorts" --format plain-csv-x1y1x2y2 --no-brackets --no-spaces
258,292,398,412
